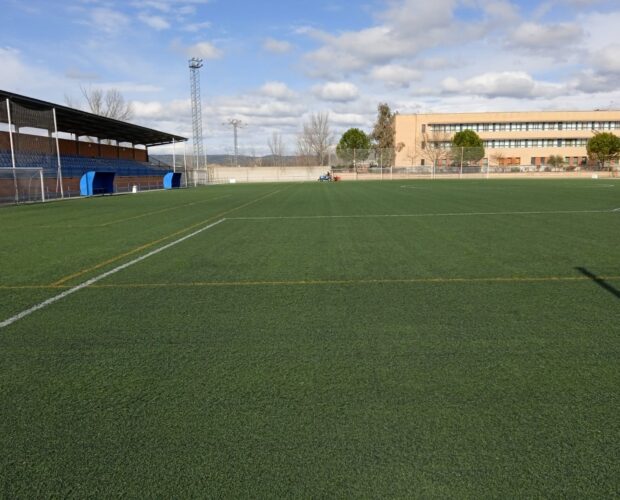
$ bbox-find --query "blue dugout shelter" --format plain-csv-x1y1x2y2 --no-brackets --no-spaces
80,171,115,196
163,172,182,189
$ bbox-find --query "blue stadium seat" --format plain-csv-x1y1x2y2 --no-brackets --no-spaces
0,148,166,178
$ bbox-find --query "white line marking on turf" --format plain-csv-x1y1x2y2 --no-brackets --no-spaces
229,209,616,221
0,218,227,330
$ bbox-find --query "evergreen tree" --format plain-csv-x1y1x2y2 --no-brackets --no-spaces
451,129,485,164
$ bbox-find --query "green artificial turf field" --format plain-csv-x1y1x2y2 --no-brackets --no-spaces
1,179,619,497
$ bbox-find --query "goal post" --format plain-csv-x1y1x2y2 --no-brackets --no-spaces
1,97,64,204
0,167,45,204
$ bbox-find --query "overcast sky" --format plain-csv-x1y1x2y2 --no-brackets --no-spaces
1,0,619,155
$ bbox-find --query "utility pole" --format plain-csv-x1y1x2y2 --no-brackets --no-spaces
189,58,205,169
225,119,244,166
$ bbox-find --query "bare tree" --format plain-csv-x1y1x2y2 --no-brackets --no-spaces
418,130,452,167
490,151,506,167
300,112,333,166
296,132,313,166
66,86,133,121
249,148,262,167
267,132,286,166
64,93,81,110
547,154,565,171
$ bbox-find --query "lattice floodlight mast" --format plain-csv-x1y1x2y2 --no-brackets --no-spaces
189,58,204,169
225,118,244,166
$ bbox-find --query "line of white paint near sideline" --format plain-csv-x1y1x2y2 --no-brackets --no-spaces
229,209,616,221
0,218,227,330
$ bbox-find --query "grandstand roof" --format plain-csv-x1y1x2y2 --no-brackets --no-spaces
0,89,186,147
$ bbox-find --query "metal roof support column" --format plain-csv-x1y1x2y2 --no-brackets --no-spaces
183,141,188,188
6,98,18,202
52,107,64,198
172,138,176,173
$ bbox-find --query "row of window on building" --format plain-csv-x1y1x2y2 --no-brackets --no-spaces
495,157,614,166
428,121,620,133
429,138,590,149
428,156,596,167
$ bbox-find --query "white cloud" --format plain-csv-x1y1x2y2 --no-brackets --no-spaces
65,68,100,81
99,82,163,93
481,0,520,22
259,81,296,100
131,0,210,12
506,21,583,51
330,113,367,126
90,8,129,35
370,64,422,87
442,71,565,98
217,99,305,119
132,99,191,120
313,82,359,102
571,70,615,93
301,0,488,77
138,13,170,30
558,0,605,5
419,57,456,70
571,13,620,92
262,38,294,54
183,21,211,33
379,0,458,34
186,41,222,59
579,11,620,49
0,47,65,96
591,43,620,74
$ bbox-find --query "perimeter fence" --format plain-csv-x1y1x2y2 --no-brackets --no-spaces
159,148,614,185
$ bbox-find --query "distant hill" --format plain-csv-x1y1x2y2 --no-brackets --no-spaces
151,154,315,167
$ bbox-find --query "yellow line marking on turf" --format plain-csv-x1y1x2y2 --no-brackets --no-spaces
0,219,227,329
6,274,619,290
50,187,289,287
88,275,620,287
228,208,616,221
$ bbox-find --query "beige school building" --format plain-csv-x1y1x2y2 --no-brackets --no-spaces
394,110,620,169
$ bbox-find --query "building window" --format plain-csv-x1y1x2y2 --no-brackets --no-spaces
421,124,426,133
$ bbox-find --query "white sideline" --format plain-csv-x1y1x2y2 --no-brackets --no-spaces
229,209,616,221
0,218,227,330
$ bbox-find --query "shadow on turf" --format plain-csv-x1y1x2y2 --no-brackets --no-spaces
576,267,620,299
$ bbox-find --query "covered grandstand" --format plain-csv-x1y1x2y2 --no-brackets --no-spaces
0,89,187,203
